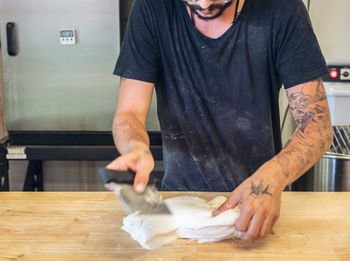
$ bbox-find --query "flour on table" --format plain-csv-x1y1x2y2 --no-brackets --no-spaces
122,195,240,249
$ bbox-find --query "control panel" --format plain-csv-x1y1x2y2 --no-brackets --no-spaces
59,29,76,45
323,65,350,82
323,64,350,126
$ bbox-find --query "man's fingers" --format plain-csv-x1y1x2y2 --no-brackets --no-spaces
106,150,154,193
212,193,240,216
106,158,125,170
133,169,151,193
241,211,264,241
271,213,280,228
106,154,138,171
133,156,154,193
106,154,149,193
259,215,274,239
234,206,254,233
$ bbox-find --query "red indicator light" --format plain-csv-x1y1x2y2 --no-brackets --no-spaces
329,70,339,79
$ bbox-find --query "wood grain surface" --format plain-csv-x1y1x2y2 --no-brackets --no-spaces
0,192,349,261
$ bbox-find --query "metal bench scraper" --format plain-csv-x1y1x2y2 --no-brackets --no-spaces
99,168,171,215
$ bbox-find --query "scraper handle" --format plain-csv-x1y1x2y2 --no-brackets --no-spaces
98,168,156,185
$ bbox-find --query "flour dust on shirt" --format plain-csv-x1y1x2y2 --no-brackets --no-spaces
114,0,328,192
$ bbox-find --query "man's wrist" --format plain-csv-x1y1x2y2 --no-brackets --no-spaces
256,159,289,192
268,158,291,190
128,139,150,153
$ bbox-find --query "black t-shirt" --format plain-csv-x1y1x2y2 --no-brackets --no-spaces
114,0,328,192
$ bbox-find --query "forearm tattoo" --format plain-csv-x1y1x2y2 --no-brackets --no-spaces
276,79,332,178
250,180,273,198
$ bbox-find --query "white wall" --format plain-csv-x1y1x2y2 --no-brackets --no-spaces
309,0,350,62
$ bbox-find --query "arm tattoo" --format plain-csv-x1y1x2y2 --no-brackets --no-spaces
277,157,290,177
288,79,326,111
250,180,273,198
276,78,332,179
288,79,328,133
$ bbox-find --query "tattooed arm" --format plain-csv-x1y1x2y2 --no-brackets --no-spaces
106,78,155,193
214,79,333,241
274,78,333,184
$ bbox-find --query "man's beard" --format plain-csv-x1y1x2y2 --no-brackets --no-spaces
186,1,233,21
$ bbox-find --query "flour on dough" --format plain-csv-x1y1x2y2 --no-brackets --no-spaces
122,195,240,250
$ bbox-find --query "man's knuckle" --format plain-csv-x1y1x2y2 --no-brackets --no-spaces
244,205,253,214
248,234,256,241
234,220,243,228
235,223,244,231
257,205,266,214
270,212,277,219
241,236,250,242
244,233,254,241
269,210,278,219
261,226,269,234
144,160,154,169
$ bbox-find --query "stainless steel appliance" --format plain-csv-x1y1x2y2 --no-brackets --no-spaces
0,0,159,132
0,0,120,131
313,65,350,191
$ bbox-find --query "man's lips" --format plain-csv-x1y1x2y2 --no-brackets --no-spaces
197,9,216,15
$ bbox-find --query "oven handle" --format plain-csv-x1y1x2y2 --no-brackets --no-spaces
6,22,18,56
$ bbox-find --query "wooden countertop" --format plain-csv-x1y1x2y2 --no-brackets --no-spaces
0,192,349,261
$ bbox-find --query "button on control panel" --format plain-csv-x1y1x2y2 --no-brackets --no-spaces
340,68,350,80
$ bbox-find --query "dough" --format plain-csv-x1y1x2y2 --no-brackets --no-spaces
122,196,240,249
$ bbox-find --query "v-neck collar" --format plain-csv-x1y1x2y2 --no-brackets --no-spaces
179,0,249,43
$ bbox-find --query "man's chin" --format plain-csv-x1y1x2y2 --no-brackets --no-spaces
190,1,233,21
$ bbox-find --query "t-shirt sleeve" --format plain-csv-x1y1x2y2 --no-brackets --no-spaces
113,0,160,83
274,0,328,88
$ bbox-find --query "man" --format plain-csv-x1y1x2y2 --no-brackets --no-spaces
107,0,333,242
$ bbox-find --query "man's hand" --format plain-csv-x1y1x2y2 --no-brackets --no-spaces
213,162,285,241
106,144,155,193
